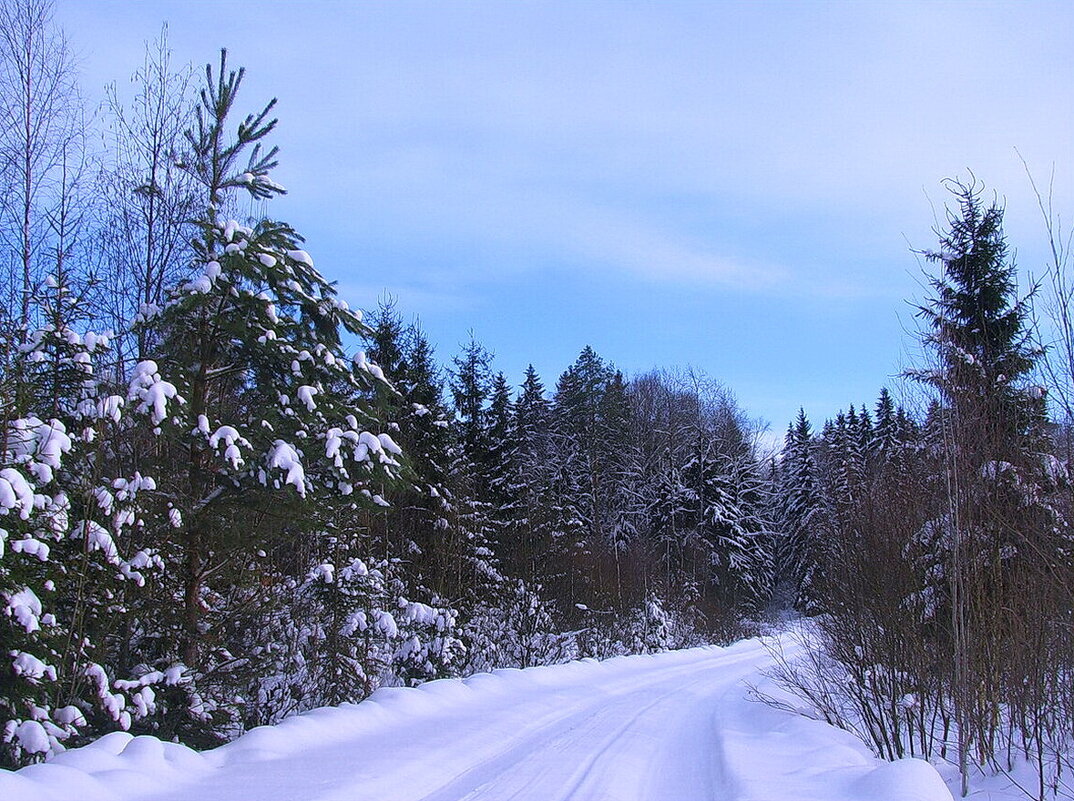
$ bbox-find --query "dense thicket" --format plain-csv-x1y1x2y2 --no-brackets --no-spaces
772,182,1074,800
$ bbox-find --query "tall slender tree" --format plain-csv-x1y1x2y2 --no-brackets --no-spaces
0,0,85,337
911,178,1050,795
99,26,197,367
779,409,823,610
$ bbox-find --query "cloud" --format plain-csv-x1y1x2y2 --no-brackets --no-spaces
332,279,478,322
551,205,787,290
246,1,1068,302
62,0,1074,305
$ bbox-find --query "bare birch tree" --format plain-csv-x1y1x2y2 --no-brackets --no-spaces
97,25,197,369
0,0,83,338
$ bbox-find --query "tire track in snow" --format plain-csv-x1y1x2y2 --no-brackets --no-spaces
411,641,771,801
339,643,763,801
555,645,772,801
418,675,688,801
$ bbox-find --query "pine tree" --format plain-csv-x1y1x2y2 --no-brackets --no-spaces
129,51,404,741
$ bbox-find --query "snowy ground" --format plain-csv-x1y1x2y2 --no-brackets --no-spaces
1,636,954,801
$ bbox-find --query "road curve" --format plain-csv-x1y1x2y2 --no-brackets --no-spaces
0,637,953,801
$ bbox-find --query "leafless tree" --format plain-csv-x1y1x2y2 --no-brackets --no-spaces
0,0,84,338
97,25,197,369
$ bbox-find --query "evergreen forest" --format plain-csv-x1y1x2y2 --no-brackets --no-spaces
1,4,1072,798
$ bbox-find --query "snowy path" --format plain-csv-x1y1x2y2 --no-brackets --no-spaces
1,637,953,801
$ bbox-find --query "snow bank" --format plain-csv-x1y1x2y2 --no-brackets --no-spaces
0,732,210,801
853,759,954,801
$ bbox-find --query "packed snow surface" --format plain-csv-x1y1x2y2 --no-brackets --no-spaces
0,636,952,801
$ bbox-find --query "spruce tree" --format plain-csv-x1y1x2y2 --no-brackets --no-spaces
600,371,644,609
367,306,465,598
484,372,514,524
872,387,899,458
503,365,553,585
778,409,823,611
914,181,1039,433
449,336,492,472
910,178,1053,791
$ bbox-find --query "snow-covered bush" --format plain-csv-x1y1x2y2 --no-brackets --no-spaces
462,581,575,672
242,549,462,726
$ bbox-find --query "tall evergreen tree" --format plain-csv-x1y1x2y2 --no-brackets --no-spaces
910,178,1053,793
872,387,899,459
503,365,554,586
484,372,514,522
449,336,492,469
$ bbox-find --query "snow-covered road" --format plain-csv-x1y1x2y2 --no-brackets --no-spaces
1,637,953,801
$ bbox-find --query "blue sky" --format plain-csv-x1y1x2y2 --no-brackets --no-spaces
61,0,1074,439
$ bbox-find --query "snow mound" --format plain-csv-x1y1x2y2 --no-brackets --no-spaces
1,732,211,801
852,758,954,801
